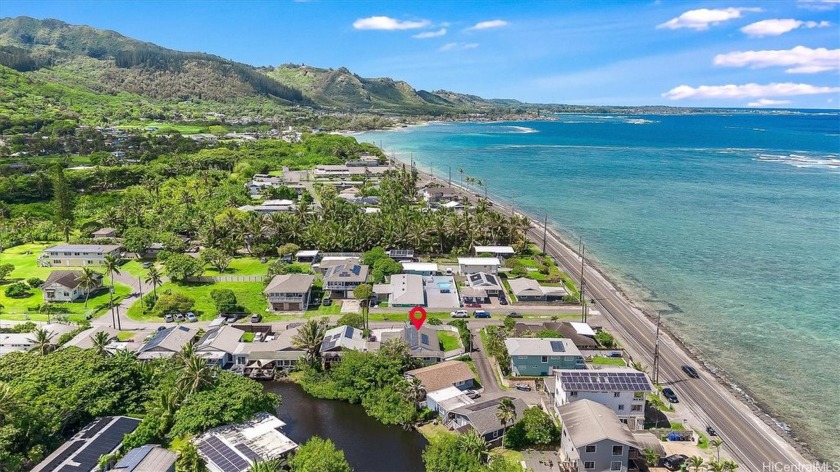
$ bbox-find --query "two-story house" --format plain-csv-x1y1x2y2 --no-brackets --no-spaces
448,395,529,447
504,338,586,376
264,274,315,311
554,368,653,430
41,270,103,303
406,360,476,395
558,400,638,472
457,257,501,275
195,325,245,368
40,244,121,267
323,264,369,298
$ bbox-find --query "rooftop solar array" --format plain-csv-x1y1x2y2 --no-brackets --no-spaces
79,417,108,438
37,417,141,472
235,443,260,461
463,396,514,412
200,436,250,472
36,441,84,472
549,341,566,353
388,249,414,258
559,370,652,392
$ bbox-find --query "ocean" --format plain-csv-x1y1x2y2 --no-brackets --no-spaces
358,112,840,461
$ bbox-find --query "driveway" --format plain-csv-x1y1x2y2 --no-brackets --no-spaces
470,328,502,394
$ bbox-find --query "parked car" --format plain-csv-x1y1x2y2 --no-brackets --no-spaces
663,454,689,471
506,312,523,318
174,313,185,322
682,364,700,378
445,267,453,276
322,296,332,307
250,313,262,323
499,298,508,305
609,351,623,358
465,390,480,399
662,387,679,403
224,313,245,322
706,425,717,436
164,313,174,323
473,310,491,318
157,326,167,332
451,310,469,318
186,312,198,322
142,262,153,269
515,383,532,391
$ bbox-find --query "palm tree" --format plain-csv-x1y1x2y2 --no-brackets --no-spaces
707,460,726,472
57,219,73,242
249,459,284,472
353,283,373,331
722,460,739,471
103,254,121,326
145,266,162,298
398,376,425,405
291,319,327,365
28,328,55,355
177,352,215,395
687,456,704,472
459,430,487,462
642,448,659,467
495,397,517,448
90,330,111,357
711,437,724,462
75,267,101,308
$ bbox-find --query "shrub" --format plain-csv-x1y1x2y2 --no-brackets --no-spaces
4,282,32,298
142,293,157,311
210,288,238,314
27,277,44,288
153,292,195,316
427,317,442,326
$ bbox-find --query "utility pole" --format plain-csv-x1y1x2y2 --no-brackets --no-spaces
579,244,586,323
116,304,122,331
138,276,143,299
542,213,548,254
653,313,661,385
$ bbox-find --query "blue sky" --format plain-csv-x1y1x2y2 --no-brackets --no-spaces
2,0,839,108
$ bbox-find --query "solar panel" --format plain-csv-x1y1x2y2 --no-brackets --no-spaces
80,417,108,438
235,443,260,461
549,341,565,352
200,436,249,472
37,440,84,471
344,326,354,338
559,370,652,391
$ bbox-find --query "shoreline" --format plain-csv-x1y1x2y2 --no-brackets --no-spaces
382,149,818,464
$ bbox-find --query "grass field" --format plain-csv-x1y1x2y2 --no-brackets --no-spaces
0,281,131,323
591,355,627,367
438,331,461,351
118,121,214,135
120,260,157,278
0,242,62,281
203,257,274,276
126,281,268,321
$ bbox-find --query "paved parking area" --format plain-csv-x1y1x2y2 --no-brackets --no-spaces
522,450,563,472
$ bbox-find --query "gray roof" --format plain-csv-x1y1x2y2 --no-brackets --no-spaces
31,416,141,472
388,274,426,306
113,444,177,472
197,325,244,354
555,368,653,393
43,270,102,289
264,274,315,294
451,395,528,436
513,322,598,349
92,227,117,236
62,327,119,350
324,264,369,283
508,278,568,297
44,244,121,253
320,325,366,352
558,399,638,448
137,326,195,356
468,272,502,290
504,337,582,357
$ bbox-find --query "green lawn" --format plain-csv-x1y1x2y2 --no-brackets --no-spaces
0,280,131,323
489,448,524,462
242,332,256,342
203,257,274,276
118,121,213,135
438,331,461,351
417,423,454,441
126,281,268,321
120,260,156,278
117,331,136,341
591,355,627,367
0,242,62,281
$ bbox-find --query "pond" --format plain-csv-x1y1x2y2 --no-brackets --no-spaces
265,381,428,472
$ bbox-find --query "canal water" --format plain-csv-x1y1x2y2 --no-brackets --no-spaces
265,381,428,472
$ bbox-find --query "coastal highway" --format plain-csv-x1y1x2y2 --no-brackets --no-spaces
522,221,810,470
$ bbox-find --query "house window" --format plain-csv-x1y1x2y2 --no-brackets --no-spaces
618,404,625,411
585,445,596,453
569,391,578,397
612,445,623,456
54,260,61,264
614,392,621,397
610,461,622,470
541,356,548,363
631,404,642,412
492,431,499,438
584,462,595,470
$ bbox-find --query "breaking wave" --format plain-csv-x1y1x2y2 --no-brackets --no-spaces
755,152,840,171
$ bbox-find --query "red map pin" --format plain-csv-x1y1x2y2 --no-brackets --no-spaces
409,306,427,331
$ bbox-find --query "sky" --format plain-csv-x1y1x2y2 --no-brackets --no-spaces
2,0,839,108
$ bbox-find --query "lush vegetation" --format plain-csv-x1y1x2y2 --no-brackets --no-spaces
422,431,524,472
289,437,353,472
502,407,560,449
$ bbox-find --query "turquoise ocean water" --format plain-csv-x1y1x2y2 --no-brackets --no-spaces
358,113,840,461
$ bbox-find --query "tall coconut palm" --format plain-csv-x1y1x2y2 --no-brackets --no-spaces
459,430,487,462
177,353,215,395
90,330,111,357
103,254,121,329
75,267,101,308
57,219,73,242
398,376,425,405
711,438,724,462
687,456,704,472
145,266,162,298
291,319,327,365
495,397,517,449
28,328,55,355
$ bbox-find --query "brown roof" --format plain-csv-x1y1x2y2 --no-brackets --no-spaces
43,270,102,290
264,274,315,294
406,360,475,393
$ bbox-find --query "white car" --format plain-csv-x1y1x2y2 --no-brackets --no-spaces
451,310,469,318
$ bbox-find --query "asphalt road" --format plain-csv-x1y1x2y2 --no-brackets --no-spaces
522,221,810,469
469,328,501,394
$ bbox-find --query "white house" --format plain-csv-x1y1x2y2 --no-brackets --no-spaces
238,199,296,214
457,257,501,275
473,245,515,258
554,368,653,430
40,244,121,267
42,270,103,302
401,262,438,276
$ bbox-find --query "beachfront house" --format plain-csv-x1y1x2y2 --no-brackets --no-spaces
41,270,103,303
401,262,439,276
422,186,460,203
513,321,599,349
323,264,369,298
39,244,122,267
554,368,653,430
194,413,297,471
264,274,315,311
473,245,515,259
447,395,528,447
457,257,500,275
31,417,142,472
508,277,569,302
558,400,637,472
504,338,586,376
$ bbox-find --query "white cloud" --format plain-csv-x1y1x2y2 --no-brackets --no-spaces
714,46,840,73
657,7,762,31
467,19,509,31
663,82,840,100
438,42,479,52
747,98,793,107
413,28,447,39
798,0,839,10
353,16,430,31
741,18,831,36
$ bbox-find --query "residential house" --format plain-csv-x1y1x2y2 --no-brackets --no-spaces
237,199,296,214
504,338,586,376
457,257,500,275
0,324,76,356
460,286,488,304
295,250,320,263
447,395,528,447
41,270,103,303
245,324,305,373
196,325,245,368
194,413,297,472
112,444,177,472
314,164,351,177
387,249,415,262
422,186,460,203
323,264,369,298
423,276,461,308
558,400,638,472
401,262,438,276
508,277,569,302
61,326,119,351
371,323,444,364
554,368,653,430
374,274,425,307
426,386,475,417
136,326,196,361
320,325,367,361
32,416,141,472
316,256,361,274
406,360,476,394
473,245,515,259
467,272,504,296
91,227,118,239
40,244,121,267
513,322,598,350
264,274,315,311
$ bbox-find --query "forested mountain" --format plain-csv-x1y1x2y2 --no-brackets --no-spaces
0,17,508,119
